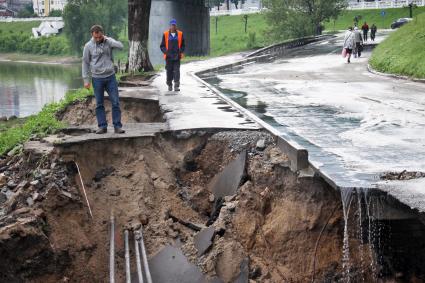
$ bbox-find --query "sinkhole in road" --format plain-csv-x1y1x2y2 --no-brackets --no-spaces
1,99,425,282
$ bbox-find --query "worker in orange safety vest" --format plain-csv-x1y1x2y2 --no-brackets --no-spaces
160,19,185,92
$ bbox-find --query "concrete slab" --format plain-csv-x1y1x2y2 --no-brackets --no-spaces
194,226,215,256
377,178,425,214
209,150,246,199
45,123,168,146
149,245,218,283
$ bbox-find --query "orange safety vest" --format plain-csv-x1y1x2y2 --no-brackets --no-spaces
163,30,184,60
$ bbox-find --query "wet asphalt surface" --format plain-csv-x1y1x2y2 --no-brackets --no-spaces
204,32,425,200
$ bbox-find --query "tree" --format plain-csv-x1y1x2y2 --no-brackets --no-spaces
17,4,37,18
127,0,153,72
264,0,346,40
62,0,127,54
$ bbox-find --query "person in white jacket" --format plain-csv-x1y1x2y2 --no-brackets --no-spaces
343,27,355,64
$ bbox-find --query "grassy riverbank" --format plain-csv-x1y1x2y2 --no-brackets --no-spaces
369,13,425,79
324,6,425,30
0,88,93,155
0,21,41,33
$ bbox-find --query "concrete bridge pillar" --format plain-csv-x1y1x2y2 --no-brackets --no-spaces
148,0,210,66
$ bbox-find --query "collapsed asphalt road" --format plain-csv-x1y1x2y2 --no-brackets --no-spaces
1,33,425,283
202,32,425,211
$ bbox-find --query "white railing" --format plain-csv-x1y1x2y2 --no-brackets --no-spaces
210,7,265,16
0,16,62,22
347,0,425,10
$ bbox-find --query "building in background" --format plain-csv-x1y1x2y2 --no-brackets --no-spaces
32,20,64,37
5,0,32,12
33,0,67,16
0,0,17,17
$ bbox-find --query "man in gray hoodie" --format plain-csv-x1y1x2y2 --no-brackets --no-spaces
82,25,125,134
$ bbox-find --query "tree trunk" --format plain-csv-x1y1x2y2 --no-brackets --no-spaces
128,0,154,73
226,0,230,10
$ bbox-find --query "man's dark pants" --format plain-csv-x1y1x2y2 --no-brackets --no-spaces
166,59,180,87
363,31,368,41
92,74,122,129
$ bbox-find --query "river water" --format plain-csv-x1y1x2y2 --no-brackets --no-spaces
0,61,81,118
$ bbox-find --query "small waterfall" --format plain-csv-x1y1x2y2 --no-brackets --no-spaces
340,187,355,281
356,189,365,282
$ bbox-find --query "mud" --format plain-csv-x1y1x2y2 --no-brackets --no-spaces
57,96,163,126
1,102,425,282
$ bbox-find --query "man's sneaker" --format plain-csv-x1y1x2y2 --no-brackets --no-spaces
96,128,107,134
174,86,180,92
114,128,125,134
168,85,173,91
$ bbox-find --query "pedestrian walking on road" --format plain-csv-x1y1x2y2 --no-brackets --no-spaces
353,27,363,58
82,25,125,135
343,27,355,64
361,22,369,41
160,19,185,92
371,24,377,41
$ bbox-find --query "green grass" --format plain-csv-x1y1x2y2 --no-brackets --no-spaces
370,13,425,79
0,88,93,155
210,13,270,56
0,118,26,133
0,21,41,34
324,6,425,31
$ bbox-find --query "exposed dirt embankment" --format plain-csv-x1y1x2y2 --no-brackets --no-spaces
57,96,163,126
0,128,367,282
2,96,424,282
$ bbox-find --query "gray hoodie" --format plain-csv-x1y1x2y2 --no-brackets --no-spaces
82,36,124,84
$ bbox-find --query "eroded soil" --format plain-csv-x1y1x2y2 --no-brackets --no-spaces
1,96,425,282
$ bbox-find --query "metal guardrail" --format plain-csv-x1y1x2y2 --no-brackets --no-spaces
347,0,425,9
210,8,265,16
209,0,425,16
0,16,62,22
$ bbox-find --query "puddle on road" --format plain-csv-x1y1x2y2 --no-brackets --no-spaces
202,58,425,188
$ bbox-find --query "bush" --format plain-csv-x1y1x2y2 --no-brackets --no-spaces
0,31,71,56
246,32,257,49
49,9,62,17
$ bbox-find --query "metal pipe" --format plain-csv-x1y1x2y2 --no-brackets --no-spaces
134,231,144,283
74,161,93,219
139,227,153,283
109,214,115,283
124,230,131,283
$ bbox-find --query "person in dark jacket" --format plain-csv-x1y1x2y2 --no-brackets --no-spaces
371,24,377,41
361,22,369,41
160,19,185,92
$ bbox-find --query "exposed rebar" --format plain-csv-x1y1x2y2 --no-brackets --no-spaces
124,230,131,283
74,161,93,219
139,227,153,283
134,231,144,283
110,213,115,283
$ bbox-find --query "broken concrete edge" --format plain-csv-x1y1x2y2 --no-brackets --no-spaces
367,64,425,84
190,72,310,172
245,34,335,58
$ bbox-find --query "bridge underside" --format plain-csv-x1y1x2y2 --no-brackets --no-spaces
149,0,210,65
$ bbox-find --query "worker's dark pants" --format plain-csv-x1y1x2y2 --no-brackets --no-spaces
363,31,368,41
355,42,362,57
166,59,180,86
